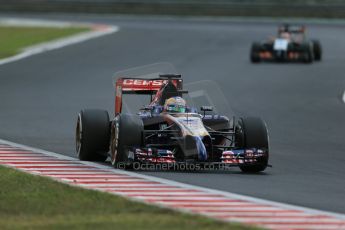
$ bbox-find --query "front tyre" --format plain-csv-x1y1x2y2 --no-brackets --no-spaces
250,42,262,63
302,43,313,64
110,114,143,169
76,109,110,161
236,117,269,173
312,40,322,61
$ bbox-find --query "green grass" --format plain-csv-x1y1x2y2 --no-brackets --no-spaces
0,165,261,230
0,26,89,59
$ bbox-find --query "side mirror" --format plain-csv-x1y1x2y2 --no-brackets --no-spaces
201,106,213,112
201,106,213,117
141,105,152,111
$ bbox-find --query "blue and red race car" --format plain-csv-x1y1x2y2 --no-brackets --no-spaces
75,64,270,172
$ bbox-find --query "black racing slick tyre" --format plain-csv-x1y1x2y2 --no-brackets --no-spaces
110,113,143,169
236,117,269,173
250,42,261,63
302,43,313,63
312,40,322,61
76,109,110,162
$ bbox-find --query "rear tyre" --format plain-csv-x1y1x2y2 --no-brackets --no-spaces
250,42,261,63
312,40,322,61
236,117,269,173
110,114,143,169
76,109,110,161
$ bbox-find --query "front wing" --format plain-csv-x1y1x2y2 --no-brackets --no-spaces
126,147,268,167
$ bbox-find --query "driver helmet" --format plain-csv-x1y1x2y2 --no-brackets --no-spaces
164,96,186,113
280,32,290,39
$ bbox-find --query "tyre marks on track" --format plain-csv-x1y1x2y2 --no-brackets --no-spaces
0,141,345,230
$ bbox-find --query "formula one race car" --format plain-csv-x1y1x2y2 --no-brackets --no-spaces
250,24,322,63
75,65,270,173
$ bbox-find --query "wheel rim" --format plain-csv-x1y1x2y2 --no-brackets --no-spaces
76,114,82,157
110,117,119,165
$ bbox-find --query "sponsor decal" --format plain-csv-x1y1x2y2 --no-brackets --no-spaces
122,79,165,87
119,79,180,92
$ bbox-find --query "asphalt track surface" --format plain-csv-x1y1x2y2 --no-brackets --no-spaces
0,14,345,214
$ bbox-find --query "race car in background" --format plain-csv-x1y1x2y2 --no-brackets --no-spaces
250,24,322,63
75,65,270,173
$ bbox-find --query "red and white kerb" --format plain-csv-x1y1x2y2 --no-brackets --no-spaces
0,142,344,230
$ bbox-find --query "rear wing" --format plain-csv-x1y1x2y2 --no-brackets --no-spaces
278,24,306,34
114,75,183,114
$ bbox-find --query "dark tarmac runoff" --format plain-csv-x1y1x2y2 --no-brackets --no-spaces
0,14,344,214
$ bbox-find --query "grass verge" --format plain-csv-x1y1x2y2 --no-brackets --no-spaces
0,165,261,230
0,26,89,59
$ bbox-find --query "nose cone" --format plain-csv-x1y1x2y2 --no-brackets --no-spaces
195,136,207,161
183,135,207,161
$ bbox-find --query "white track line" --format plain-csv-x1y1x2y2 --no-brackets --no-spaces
0,18,78,28
0,18,119,66
342,91,345,103
0,138,345,230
